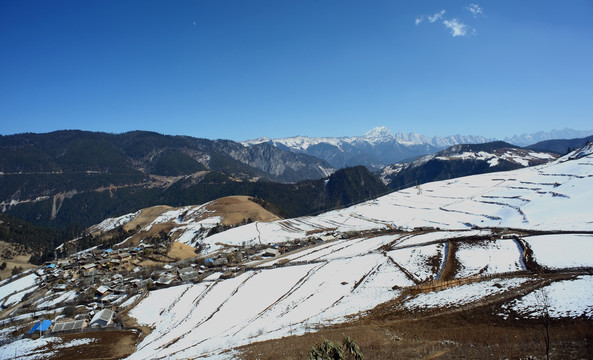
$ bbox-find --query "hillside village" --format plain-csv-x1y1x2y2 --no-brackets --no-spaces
0,222,344,339
0,143,591,359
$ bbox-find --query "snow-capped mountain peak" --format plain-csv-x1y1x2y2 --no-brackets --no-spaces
363,126,394,142
243,126,492,169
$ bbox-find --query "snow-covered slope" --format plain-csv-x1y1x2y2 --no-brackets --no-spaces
121,145,593,359
380,142,558,187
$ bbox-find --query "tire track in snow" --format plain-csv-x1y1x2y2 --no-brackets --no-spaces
299,262,384,325
387,256,421,285
229,262,328,336
349,213,396,230
152,272,260,358
150,281,221,352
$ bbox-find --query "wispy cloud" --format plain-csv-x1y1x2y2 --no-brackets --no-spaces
428,10,446,23
443,18,473,37
466,4,483,17
416,5,480,38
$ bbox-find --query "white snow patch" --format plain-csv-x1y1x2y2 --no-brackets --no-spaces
524,234,593,269
502,276,593,318
401,277,529,310
454,239,525,278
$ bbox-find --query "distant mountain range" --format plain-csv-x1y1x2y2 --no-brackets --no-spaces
244,126,492,169
1,127,590,232
504,128,593,147
244,126,593,170
0,131,385,230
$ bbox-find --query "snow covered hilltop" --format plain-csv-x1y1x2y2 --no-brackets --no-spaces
1,143,592,359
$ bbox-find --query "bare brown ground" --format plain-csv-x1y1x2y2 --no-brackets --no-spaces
205,196,280,225
116,196,279,246
43,330,139,360
0,241,36,280
239,282,593,360
239,312,593,360
167,241,199,261
124,223,177,247
122,205,173,232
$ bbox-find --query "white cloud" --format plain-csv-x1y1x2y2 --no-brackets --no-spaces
466,4,483,17
415,17,423,25
443,18,473,37
428,10,446,23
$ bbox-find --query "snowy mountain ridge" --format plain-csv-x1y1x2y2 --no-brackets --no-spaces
243,126,492,169
244,126,491,150
504,128,593,147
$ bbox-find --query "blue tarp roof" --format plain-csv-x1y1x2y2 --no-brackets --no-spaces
28,320,52,334
46,264,56,269
105,249,114,253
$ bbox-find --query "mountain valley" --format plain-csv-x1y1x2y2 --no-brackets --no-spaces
0,137,591,359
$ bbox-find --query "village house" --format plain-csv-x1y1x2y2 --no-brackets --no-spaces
89,309,115,327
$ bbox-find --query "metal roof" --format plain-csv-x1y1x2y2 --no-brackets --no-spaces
90,309,115,326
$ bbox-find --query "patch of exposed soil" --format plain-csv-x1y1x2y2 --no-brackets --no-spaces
0,241,35,280
205,196,280,226
44,330,139,360
122,205,173,233
167,241,199,261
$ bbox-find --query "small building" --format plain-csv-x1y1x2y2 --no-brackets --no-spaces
82,263,96,271
256,248,280,258
156,274,176,286
89,309,115,327
53,283,68,291
178,267,199,282
83,270,98,277
96,285,111,297
319,234,337,242
118,252,132,261
213,257,228,266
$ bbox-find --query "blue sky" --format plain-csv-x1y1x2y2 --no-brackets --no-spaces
1,1,592,141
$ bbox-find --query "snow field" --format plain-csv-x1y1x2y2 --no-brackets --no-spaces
394,230,490,248
502,276,593,318
33,290,78,309
91,210,140,233
387,243,445,282
0,274,38,306
128,253,407,359
453,239,525,278
400,277,529,310
524,234,593,269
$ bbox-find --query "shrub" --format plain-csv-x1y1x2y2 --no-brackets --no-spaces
11,266,23,276
309,337,364,360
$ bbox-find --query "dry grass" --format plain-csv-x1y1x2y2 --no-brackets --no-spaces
0,241,36,280
238,284,593,360
122,205,173,232
206,196,280,225
167,241,199,261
